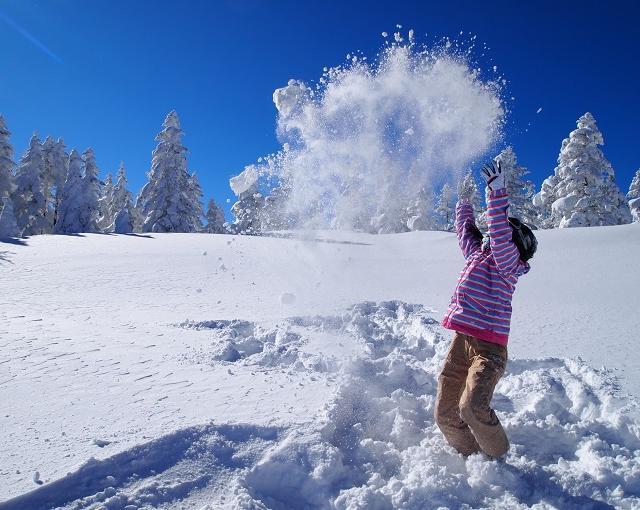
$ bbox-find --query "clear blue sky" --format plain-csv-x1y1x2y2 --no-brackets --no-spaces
1,0,639,216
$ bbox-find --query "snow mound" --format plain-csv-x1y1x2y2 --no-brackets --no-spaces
0,423,280,510
234,301,640,509
176,319,338,372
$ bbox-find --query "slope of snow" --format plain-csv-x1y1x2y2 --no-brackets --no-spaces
0,224,639,508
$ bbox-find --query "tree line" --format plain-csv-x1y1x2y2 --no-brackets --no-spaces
0,110,638,239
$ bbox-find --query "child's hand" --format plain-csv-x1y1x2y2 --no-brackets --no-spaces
481,161,506,191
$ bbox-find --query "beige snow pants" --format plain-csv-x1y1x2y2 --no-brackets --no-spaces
435,331,509,458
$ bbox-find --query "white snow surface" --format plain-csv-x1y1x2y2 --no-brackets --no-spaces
1,225,639,509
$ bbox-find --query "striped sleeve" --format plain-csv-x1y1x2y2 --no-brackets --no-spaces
455,198,481,260
487,188,521,276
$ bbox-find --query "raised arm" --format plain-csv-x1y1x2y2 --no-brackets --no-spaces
482,162,522,277
455,198,481,259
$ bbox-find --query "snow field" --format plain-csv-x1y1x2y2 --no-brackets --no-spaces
1,226,639,509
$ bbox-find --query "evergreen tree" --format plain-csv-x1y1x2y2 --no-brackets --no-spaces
186,172,204,232
80,148,102,233
40,137,56,233
109,163,135,233
0,196,19,238
13,134,48,235
534,113,631,228
55,148,100,233
406,186,436,231
98,172,114,232
55,150,84,233
137,111,203,232
494,147,539,227
457,170,483,218
0,115,19,237
533,174,559,228
42,138,69,231
436,183,454,230
205,198,226,234
628,169,640,222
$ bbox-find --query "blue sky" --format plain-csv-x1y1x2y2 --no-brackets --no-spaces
1,0,639,216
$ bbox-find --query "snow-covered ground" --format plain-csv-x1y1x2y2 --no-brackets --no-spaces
1,225,639,509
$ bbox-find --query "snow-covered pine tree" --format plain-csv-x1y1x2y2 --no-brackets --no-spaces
457,170,483,222
436,183,454,231
108,163,135,234
186,173,204,232
0,115,19,237
55,148,100,233
494,147,539,227
532,174,558,228
98,172,114,232
13,134,48,236
0,116,12,200
406,186,436,231
136,111,204,232
80,148,102,233
534,113,631,228
205,198,226,234
55,150,84,233
599,169,632,226
627,169,640,222
41,137,69,232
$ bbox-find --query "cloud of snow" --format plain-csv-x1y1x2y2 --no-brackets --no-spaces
244,33,505,230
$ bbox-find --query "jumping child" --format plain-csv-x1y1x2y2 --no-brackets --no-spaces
435,161,537,458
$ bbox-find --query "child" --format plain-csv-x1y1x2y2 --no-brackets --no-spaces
435,161,537,458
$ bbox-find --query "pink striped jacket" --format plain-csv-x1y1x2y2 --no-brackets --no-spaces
442,188,530,345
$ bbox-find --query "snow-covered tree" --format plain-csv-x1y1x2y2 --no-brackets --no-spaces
13,135,48,236
457,170,484,223
98,172,114,232
0,116,13,199
534,113,631,228
436,183,454,230
56,148,101,233
136,111,204,232
0,196,19,238
406,186,436,231
42,137,69,232
494,147,539,227
108,163,134,234
627,169,640,222
0,115,19,237
55,150,84,233
186,173,204,232
205,198,226,233
80,148,102,233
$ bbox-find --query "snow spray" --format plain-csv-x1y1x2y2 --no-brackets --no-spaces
233,30,506,233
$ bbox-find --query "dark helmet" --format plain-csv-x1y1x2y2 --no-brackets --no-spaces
508,217,537,261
